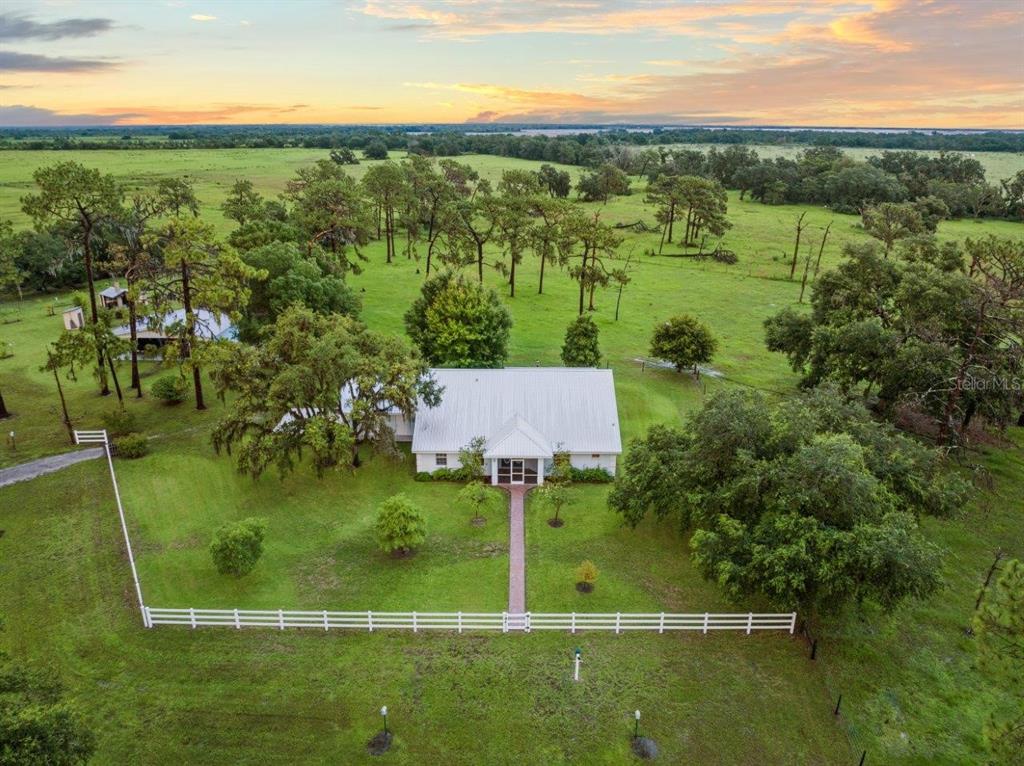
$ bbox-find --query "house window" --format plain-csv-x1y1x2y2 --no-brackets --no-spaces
435,453,447,467
591,454,600,458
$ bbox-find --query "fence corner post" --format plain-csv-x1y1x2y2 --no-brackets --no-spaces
143,605,152,629
790,612,797,634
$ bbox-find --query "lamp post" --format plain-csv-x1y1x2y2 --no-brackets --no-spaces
380,705,388,735
633,709,641,740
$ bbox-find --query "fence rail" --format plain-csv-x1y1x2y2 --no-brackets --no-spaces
145,607,798,634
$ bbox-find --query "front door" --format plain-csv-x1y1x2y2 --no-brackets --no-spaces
510,459,525,484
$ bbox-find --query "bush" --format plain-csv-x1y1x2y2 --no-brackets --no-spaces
151,374,189,404
576,560,599,593
113,433,149,459
101,407,137,437
569,466,613,483
376,494,426,556
650,314,717,374
414,471,433,482
431,467,456,481
209,517,267,576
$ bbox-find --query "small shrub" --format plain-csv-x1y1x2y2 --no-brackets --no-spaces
113,433,149,459
414,471,433,482
569,466,613,483
101,407,137,437
431,467,455,481
576,560,599,593
376,494,426,556
210,517,267,576
151,374,189,404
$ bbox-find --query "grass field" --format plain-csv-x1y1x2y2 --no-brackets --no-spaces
1,147,1022,764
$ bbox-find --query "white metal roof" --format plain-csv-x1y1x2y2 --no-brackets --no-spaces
411,368,621,456
484,415,553,459
100,285,127,298
113,309,236,341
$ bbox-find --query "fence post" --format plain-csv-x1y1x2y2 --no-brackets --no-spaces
833,694,842,716
703,612,709,634
413,611,418,633
144,606,152,629
278,609,284,630
368,610,373,633
458,611,463,634
323,610,329,631
503,612,508,633
525,612,531,633
615,612,621,635
189,607,196,630
746,612,753,635
234,608,240,630
658,612,665,634
571,612,576,634
790,612,797,634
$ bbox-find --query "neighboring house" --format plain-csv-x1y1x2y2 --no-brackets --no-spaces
407,368,622,485
99,284,129,309
113,309,236,351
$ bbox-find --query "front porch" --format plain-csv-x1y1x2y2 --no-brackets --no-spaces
490,457,543,486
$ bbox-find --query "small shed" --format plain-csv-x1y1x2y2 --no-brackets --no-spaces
62,306,85,331
99,284,128,309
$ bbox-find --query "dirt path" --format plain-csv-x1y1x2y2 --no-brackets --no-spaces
0,447,104,488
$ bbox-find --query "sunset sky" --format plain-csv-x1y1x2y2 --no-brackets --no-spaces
1,0,1022,128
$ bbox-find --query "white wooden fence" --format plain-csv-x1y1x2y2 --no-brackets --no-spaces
144,607,798,634
74,430,147,627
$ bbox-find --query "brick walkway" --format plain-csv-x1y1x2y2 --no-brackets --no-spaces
502,485,528,625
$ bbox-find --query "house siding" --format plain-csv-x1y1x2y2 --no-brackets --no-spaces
415,452,463,474
569,453,617,473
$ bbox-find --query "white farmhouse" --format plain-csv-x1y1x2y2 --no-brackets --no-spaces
397,368,622,485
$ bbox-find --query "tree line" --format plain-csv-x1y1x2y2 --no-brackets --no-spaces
4,124,1023,154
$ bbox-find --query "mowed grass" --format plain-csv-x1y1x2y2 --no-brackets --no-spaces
1,147,1023,764
0,462,852,765
121,433,510,611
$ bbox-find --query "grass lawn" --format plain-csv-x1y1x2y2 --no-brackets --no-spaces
1,147,1023,764
0,462,852,765
525,485,738,614
121,432,510,611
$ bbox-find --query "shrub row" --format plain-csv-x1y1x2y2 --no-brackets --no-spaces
415,466,613,483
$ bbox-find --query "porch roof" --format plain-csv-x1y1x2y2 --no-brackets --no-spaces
483,415,553,459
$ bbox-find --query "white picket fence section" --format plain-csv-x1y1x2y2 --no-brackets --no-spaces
74,430,147,627
144,607,798,634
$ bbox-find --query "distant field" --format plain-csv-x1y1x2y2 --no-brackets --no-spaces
660,143,1024,183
